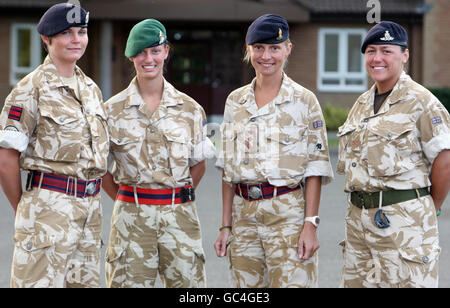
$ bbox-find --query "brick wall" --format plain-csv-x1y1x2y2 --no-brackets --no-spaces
423,0,450,88
0,18,12,108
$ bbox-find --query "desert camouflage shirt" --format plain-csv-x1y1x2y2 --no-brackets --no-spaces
0,56,109,180
216,73,334,187
337,72,450,192
105,77,215,189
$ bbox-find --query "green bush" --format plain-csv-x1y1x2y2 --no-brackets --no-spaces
323,103,349,131
429,88,450,112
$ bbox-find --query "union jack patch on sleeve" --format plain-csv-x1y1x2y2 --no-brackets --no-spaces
313,120,323,129
432,116,442,125
8,106,23,121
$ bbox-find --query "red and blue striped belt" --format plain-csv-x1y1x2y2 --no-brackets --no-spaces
117,184,195,205
26,171,102,198
235,182,301,201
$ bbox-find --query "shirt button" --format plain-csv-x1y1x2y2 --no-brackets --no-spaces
117,139,122,143
422,256,430,264
243,160,249,165
250,118,256,122
150,128,155,133
285,137,290,143
363,118,369,123
350,186,355,191
352,162,357,167
26,242,33,251
152,165,157,170
387,132,393,139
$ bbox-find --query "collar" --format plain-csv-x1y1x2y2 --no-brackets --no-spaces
124,77,184,109
358,71,411,106
238,72,295,106
41,55,92,89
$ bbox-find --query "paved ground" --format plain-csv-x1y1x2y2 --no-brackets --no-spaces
0,153,449,288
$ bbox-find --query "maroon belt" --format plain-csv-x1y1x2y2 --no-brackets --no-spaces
26,171,102,198
235,182,301,201
117,185,195,205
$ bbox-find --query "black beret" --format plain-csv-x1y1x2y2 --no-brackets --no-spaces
37,3,89,37
246,14,289,45
361,21,408,53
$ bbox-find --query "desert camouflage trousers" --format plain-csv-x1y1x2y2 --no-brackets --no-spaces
11,188,102,288
340,194,440,288
105,199,206,288
227,188,318,288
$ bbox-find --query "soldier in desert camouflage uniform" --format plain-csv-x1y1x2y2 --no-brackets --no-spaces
102,19,215,288
214,14,333,288
0,3,109,288
338,21,450,288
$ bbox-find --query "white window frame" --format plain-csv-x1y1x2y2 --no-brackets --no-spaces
318,28,367,93
10,23,42,86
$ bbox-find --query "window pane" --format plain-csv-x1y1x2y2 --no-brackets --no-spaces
348,34,362,72
346,78,363,85
323,79,340,85
325,34,338,72
17,29,31,67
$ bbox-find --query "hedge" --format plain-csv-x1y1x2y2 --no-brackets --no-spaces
322,103,349,131
428,88,450,112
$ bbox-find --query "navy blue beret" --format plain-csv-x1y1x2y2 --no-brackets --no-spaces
37,3,89,37
246,14,289,45
361,21,408,53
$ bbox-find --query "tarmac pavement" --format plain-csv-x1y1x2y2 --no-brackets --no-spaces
0,153,449,288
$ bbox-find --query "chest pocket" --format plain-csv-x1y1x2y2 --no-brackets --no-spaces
164,128,192,182
33,105,83,162
337,124,356,174
367,124,422,177
265,126,308,178
110,134,142,160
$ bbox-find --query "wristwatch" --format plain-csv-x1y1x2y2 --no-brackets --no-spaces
305,216,320,227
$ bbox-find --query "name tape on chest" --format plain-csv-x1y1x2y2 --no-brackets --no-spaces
8,106,23,121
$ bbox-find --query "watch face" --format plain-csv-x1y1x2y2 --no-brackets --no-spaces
315,217,320,225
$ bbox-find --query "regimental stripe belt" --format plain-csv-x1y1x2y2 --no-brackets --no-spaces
117,185,195,205
27,171,102,198
235,182,301,201
350,188,430,209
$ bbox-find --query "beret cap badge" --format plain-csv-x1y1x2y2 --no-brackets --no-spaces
380,30,394,41
277,28,283,40
159,30,165,44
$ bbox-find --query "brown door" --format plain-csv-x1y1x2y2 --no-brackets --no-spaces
166,28,244,115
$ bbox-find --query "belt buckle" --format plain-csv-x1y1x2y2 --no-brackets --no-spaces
85,181,97,196
356,192,365,208
248,186,262,199
180,187,195,203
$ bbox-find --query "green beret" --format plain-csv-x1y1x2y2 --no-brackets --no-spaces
125,19,167,58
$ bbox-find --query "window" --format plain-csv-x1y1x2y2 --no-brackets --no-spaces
10,23,43,86
318,28,367,92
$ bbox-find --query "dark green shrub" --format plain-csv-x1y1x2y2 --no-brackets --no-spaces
322,103,349,131
429,88,450,112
